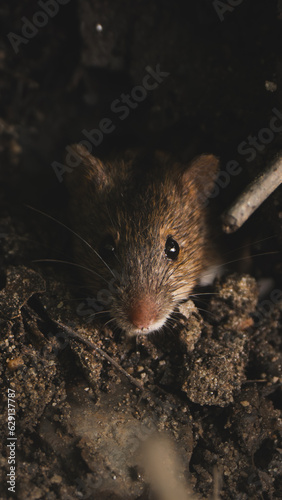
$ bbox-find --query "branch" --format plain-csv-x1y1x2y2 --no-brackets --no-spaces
222,154,282,233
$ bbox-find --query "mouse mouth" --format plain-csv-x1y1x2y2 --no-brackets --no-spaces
111,294,174,336
128,316,169,336
116,315,169,336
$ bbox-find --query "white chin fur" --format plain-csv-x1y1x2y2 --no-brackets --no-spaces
125,316,168,336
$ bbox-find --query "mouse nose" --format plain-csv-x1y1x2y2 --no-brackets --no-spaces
128,298,158,330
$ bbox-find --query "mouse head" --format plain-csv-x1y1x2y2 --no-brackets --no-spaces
66,144,219,335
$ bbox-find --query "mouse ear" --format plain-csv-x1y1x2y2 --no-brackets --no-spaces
181,154,219,199
64,144,110,192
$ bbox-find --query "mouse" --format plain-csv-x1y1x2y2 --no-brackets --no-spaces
65,144,220,336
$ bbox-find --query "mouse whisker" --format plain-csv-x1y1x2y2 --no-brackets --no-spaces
195,307,216,318
159,258,189,287
170,290,193,302
26,205,117,279
165,318,176,329
113,253,121,265
59,296,105,303
190,292,220,297
170,295,216,318
102,317,116,328
169,290,189,300
105,208,122,267
164,323,177,337
86,310,111,320
162,253,202,285
190,298,212,308
0,233,75,262
158,266,171,289
212,250,280,272
221,234,278,257
57,296,91,302
33,259,110,285
106,205,119,231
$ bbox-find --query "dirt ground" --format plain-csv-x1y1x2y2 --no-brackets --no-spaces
1,1,282,499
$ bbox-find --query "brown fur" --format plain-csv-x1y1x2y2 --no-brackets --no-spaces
66,145,219,335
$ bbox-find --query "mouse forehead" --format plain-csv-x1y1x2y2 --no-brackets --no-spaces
113,180,182,242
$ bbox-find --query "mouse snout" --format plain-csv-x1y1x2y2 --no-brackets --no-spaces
127,297,158,331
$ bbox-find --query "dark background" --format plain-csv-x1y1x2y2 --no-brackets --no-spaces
1,0,282,202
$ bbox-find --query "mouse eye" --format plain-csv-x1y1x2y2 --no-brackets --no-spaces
165,236,179,261
99,235,116,261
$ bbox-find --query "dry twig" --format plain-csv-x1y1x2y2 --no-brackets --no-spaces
53,319,146,392
222,154,282,233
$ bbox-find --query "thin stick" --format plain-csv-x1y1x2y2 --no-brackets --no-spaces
222,154,282,233
53,320,145,392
